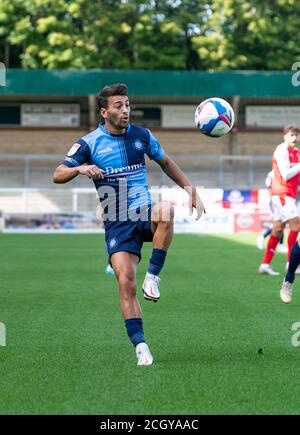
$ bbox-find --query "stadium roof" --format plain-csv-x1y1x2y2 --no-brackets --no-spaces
0,69,299,97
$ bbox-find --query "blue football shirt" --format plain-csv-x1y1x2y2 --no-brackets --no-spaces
63,122,165,222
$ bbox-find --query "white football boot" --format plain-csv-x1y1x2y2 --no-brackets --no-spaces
256,235,265,250
136,342,154,366
105,264,115,276
277,244,288,254
258,263,280,276
142,272,160,302
280,280,293,304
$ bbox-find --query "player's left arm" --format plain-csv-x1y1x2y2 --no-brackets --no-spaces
156,154,206,220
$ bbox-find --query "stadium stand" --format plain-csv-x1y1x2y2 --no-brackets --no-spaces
0,70,298,213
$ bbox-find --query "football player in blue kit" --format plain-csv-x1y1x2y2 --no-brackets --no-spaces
53,84,205,365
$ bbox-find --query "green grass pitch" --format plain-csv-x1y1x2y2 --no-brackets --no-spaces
1,233,300,415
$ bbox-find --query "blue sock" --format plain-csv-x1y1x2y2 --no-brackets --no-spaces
286,242,300,283
148,248,167,276
125,318,145,347
263,228,284,244
263,228,272,238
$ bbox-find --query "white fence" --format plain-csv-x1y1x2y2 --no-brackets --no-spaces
0,186,272,234
0,154,272,189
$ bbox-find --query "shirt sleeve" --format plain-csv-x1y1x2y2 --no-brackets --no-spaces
274,146,300,181
145,130,165,161
63,139,91,167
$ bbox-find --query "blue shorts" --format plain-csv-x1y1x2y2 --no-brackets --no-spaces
105,207,153,261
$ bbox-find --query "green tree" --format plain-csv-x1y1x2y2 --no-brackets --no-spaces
0,0,210,69
1,0,300,70
192,0,300,70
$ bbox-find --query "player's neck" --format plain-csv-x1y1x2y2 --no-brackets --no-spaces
104,121,126,136
286,142,297,149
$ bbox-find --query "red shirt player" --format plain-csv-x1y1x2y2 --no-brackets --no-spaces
259,124,300,276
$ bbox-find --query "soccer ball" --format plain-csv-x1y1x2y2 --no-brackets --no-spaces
195,97,234,137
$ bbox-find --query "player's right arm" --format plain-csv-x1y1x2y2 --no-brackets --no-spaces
53,164,104,184
52,139,104,184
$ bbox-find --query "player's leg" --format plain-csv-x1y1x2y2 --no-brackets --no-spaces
286,217,300,262
279,232,285,245
142,201,174,302
151,201,175,250
281,197,300,272
257,199,274,250
263,227,272,239
259,220,284,275
111,251,153,365
259,195,284,275
257,226,271,250
276,237,288,252
277,230,288,253
280,240,300,303
111,251,141,319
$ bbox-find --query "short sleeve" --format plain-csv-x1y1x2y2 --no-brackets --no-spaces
63,138,91,167
145,130,165,161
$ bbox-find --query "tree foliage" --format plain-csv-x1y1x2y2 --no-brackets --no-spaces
192,0,300,70
0,0,299,70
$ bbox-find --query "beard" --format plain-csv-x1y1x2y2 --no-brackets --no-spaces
107,114,129,131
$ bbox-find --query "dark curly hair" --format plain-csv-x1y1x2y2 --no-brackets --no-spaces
97,83,128,110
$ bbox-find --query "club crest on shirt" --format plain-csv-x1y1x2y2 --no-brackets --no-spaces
134,140,143,150
67,143,81,156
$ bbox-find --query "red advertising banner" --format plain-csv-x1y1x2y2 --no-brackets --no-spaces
234,212,272,233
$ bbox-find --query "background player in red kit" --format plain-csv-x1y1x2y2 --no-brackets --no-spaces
259,124,300,276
